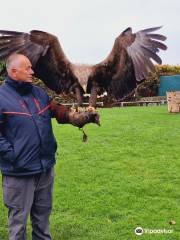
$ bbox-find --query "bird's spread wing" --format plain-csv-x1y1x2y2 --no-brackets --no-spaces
0,27,167,99
0,30,76,93
88,26,167,99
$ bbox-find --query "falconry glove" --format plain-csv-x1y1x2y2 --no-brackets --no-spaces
50,99,100,128
68,111,100,128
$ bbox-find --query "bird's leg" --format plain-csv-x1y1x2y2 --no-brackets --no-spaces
74,86,84,112
88,81,98,112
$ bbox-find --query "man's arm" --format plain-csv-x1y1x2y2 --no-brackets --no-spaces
50,99,100,128
0,115,15,162
50,99,69,123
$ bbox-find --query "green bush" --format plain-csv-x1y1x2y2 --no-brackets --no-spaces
0,62,5,81
126,65,180,99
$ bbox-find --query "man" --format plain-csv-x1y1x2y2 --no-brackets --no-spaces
0,54,99,240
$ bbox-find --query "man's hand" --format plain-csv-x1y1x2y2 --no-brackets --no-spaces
50,99,100,127
68,110,100,128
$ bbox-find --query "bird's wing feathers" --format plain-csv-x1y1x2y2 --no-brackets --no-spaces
89,26,167,99
0,30,76,93
0,30,46,66
127,26,167,80
0,27,167,99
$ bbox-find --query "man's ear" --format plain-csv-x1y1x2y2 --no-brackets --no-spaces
11,68,17,74
10,68,17,78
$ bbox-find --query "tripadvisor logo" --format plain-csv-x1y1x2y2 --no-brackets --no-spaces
134,226,173,235
135,227,144,235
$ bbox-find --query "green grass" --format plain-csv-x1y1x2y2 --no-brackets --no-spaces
0,106,180,239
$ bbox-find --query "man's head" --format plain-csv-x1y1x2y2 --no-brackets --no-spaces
6,54,34,82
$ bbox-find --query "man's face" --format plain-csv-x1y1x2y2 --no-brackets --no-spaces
13,57,34,82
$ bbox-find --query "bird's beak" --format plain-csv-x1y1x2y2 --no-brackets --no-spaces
82,84,87,93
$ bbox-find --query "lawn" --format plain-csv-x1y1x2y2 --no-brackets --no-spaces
0,106,180,239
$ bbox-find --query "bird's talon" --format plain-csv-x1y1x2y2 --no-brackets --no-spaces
87,106,96,112
70,107,77,113
77,107,84,112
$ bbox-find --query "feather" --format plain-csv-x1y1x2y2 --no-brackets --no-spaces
141,26,162,33
141,46,162,64
146,33,166,41
0,30,24,35
148,39,167,50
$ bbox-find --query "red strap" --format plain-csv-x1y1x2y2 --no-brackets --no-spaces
38,104,51,115
33,98,41,111
3,112,32,116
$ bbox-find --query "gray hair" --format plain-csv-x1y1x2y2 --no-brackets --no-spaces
6,53,27,72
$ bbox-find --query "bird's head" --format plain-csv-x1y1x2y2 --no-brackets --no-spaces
73,64,93,93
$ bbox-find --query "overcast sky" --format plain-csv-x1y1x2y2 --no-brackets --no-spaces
0,0,179,65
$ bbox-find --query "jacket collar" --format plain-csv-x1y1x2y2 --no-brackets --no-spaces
5,76,33,95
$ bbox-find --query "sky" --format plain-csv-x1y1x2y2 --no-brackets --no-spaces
0,0,179,65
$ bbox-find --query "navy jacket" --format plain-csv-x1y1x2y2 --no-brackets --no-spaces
0,77,58,176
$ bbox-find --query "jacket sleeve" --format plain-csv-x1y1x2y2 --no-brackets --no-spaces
0,113,15,162
49,99,70,124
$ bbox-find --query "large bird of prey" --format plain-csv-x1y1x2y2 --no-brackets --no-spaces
0,27,167,109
